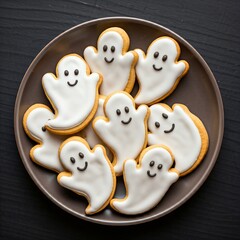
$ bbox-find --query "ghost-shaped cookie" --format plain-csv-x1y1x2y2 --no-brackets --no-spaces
42,54,102,135
57,137,116,215
23,104,65,172
148,104,209,176
111,145,179,215
81,97,112,160
93,91,149,176
135,37,189,105
84,27,137,96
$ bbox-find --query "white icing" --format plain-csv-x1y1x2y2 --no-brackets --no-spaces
58,139,114,214
111,146,179,215
135,37,187,104
84,30,135,95
93,92,148,175
148,104,202,174
42,54,100,130
81,97,112,160
25,106,65,172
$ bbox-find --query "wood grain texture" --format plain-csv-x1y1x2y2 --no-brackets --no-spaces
0,0,240,239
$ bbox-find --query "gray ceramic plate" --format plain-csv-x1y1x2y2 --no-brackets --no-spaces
14,17,224,225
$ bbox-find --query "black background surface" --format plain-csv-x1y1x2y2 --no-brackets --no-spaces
0,0,240,239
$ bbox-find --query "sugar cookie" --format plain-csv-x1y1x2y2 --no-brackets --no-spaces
23,104,65,173
111,145,179,215
57,137,116,215
93,91,149,176
42,54,102,135
148,103,208,176
135,37,189,105
84,27,138,96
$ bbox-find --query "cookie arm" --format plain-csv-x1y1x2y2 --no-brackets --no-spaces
136,104,149,121
175,60,188,76
123,159,137,182
122,51,135,66
57,172,72,187
93,117,110,141
168,169,179,183
93,145,107,161
135,49,145,64
147,132,159,146
88,72,101,85
84,46,98,63
42,73,59,97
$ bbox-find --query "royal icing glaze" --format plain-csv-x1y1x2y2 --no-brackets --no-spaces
93,91,149,175
42,54,102,134
81,97,112,160
111,145,179,215
135,37,189,105
84,27,137,96
148,104,204,175
57,137,116,215
23,104,65,172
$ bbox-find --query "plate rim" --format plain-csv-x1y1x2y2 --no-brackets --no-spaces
14,16,224,226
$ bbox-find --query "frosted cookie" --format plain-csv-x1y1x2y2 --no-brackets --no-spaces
42,54,102,135
135,37,189,105
93,91,149,176
23,104,65,173
111,145,179,215
84,27,138,96
148,104,209,176
81,97,112,160
57,137,116,215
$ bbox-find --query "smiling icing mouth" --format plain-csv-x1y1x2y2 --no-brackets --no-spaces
164,123,175,133
67,80,78,87
121,117,132,125
104,57,114,63
152,64,162,71
147,170,156,178
77,162,88,172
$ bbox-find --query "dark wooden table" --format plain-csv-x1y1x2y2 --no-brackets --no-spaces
1,0,239,239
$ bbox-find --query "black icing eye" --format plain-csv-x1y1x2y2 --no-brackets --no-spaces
125,106,129,113
158,164,163,170
162,55,168,62
149,161,155,167
162,113,168,119
154,52,159,58
111,46,115,52
103,45,108,52
42,126,46,132
64,70,69,76
74,69,79,75
79,152,84,159
155,122,160,128
70,157,75,164
116,109,121,116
